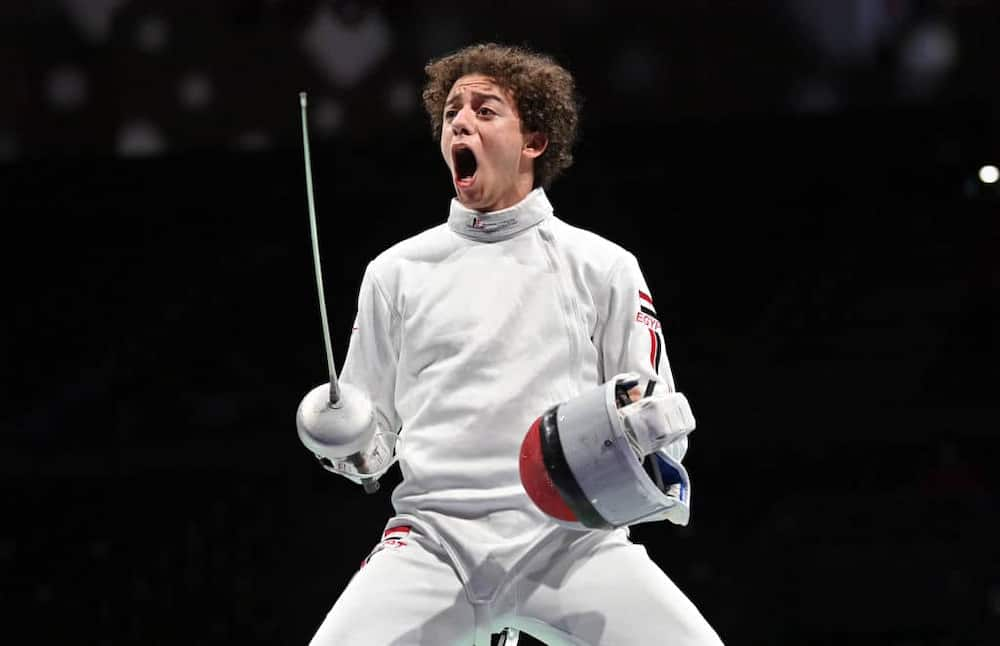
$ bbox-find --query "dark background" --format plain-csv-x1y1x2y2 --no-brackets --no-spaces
2,1,998,644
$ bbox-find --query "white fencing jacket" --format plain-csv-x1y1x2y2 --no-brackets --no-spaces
339,188,687,602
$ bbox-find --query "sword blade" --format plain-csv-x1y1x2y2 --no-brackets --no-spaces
299,91,341,406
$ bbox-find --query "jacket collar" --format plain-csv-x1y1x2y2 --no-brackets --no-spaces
447,188,552,242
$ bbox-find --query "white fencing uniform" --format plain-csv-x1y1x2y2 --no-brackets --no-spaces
309,188,722,645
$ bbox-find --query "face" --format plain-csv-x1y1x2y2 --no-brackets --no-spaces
440,74,547,212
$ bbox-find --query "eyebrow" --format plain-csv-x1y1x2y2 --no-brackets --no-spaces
445,91,507,108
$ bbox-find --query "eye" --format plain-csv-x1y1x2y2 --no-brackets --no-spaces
477,107,495,117
444,109,457,120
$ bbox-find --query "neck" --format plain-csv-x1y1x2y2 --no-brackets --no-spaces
462,172,536,213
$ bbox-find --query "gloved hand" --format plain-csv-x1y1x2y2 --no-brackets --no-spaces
296,382,397,491
620,393,695,459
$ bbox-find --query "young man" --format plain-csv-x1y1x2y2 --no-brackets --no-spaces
297,43,723,645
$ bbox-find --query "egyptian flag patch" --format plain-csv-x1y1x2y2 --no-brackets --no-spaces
361,525,411,568
637,291,665,372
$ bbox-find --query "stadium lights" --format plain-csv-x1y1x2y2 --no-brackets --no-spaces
979,165,999,184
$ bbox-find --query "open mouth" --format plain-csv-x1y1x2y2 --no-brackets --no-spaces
453,145,478,187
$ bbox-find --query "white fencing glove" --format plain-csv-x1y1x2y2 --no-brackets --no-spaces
618,386,695,459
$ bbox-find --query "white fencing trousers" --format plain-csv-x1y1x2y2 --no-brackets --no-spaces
308,525,723,646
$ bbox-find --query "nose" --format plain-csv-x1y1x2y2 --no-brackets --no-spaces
450,105,474,136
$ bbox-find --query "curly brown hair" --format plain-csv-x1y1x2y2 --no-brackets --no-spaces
422,43,580,189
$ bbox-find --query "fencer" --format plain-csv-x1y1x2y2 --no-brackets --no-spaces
296,43,724,645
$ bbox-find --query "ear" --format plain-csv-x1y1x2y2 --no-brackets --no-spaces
522,131,548,159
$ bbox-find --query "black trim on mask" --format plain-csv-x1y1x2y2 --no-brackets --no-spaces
538,405,612,530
